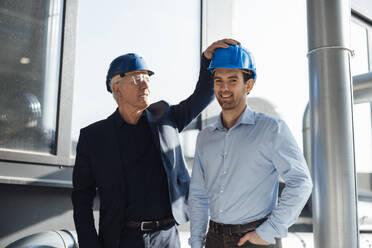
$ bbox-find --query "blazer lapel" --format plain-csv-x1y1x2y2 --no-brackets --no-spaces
106,113,126,189
145,109,161,153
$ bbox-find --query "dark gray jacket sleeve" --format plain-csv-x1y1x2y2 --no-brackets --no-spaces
71,130,101,248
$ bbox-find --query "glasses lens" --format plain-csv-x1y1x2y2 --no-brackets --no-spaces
132,74,150,85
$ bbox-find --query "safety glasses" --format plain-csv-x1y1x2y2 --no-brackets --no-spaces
111,73,150,86
131,74,150,86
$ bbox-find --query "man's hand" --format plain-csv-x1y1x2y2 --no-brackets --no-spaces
203,38,240,60
237,231,270,246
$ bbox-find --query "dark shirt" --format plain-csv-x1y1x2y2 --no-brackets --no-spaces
114,109,172,221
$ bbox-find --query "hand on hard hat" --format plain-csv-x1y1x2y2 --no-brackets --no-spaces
208,43,257,81
203,38,240,60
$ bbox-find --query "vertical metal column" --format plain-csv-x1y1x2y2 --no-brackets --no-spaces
307,0,359,247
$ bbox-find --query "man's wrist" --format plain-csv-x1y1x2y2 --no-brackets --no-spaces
190,241,204,248
255,224,276,244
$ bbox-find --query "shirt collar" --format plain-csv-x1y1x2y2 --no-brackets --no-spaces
114,108,147,128
212,106,255,131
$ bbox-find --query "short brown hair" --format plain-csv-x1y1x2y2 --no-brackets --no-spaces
242,70,254,82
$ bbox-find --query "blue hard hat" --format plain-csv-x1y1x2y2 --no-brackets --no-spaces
208,44,257,81
105,53,154,92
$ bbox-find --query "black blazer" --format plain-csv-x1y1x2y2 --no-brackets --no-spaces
71,55,214,248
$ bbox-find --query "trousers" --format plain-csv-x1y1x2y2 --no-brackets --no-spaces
119,224,180,248
205,220,282,248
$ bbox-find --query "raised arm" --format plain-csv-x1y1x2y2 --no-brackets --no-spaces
170,39,240,132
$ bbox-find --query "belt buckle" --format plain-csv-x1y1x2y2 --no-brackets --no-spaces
140,221,154,231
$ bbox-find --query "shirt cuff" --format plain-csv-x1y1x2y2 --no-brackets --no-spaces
189,240,204,248
255,220,283,244
189,235,205,248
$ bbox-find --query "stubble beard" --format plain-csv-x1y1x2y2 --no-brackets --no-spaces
218,99,236,110
217,94,246,111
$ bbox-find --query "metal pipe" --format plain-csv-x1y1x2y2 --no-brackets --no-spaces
353,72,372,104
307,0,359,247
302,103,311,174
303,72,372,161
5,230,77,248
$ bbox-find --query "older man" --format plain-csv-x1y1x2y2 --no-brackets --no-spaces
71,39,239,248
189,44,313,248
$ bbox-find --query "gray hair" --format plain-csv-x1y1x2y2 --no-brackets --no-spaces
110,77,122,102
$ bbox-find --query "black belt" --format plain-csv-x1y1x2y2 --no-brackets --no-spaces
209,218,267,235
124,216,176,231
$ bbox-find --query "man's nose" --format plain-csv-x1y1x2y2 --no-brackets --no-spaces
140,80,149,89
221,82,229,90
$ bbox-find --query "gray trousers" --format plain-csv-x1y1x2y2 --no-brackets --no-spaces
119,224,180,248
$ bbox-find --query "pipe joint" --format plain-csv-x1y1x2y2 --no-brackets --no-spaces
307,46,355,57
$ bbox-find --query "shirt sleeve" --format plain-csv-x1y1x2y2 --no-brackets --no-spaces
188,136,210,248
255,120,313,244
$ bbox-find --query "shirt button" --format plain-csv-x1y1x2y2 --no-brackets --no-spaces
224,152,227,156
226,133,230,136
220,190,224,193
220,210,223,213
224,171,227,174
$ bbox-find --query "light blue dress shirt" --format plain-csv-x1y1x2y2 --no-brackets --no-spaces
189,107,313,247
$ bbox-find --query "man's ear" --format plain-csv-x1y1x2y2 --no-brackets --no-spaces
112,84,120,96
246,79,255,94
